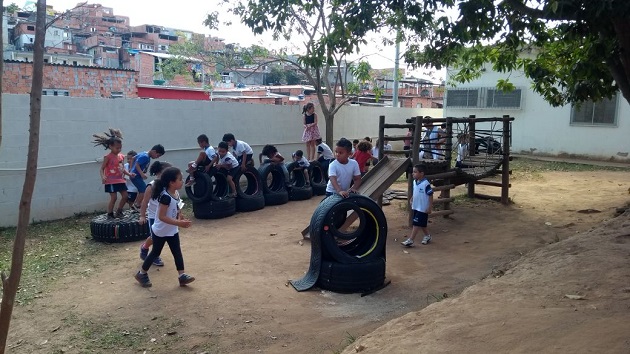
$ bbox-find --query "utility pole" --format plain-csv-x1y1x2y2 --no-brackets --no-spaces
392,29,400,107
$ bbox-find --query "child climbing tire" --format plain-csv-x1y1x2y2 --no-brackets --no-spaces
90,211,150,243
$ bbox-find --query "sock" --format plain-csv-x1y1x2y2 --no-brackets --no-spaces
141,242,148,250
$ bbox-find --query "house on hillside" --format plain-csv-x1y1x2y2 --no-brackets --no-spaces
444,64,630,161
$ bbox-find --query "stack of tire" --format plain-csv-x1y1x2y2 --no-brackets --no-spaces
258,162,290,206
307,161,328,196
285,162,313,201
290,194,388,294
90,210,151,243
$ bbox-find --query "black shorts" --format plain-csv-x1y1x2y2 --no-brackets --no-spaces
105,183,127,193
127,192,137,202
412,210,428,227
220,166,239,178
237,154,254,166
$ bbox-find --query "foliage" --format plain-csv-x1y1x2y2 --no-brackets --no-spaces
351,61,372,86
285,69,305,85
6,3,18,13
266,65,285,85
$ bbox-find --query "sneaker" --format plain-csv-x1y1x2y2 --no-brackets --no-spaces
421,235,432,245
185,178,196,187
152,257,165,267
115,210,124,218
130,204,140,213
107,212,115,219
134,271,152,287
178,273,195,286
401,238,414,247
139,244,149,260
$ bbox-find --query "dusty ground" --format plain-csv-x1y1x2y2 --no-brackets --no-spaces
6,168,630,353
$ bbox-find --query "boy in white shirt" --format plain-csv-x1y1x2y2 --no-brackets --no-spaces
292,149,310,186
402,165,434,247
326,138,362,198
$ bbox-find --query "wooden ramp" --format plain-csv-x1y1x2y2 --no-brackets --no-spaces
301,155,410,238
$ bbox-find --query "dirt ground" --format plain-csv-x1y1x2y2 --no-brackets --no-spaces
6,169,630,353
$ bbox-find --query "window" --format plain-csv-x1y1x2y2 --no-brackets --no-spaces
43,89,70,96
446,89,479,108
27,25,35,31
73,61,77,66
53,30,59,36
571,95,618,126
487,89,522,108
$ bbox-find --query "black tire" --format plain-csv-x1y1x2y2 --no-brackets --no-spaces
192,198,236,219
258,163,289,206
184,170,213,203
317,257,386,293
207,167,231,201
286,162,313,201
288,185,313,201
90,211,150,243
419,159,449,175
234,166,265,212
311,194,387,264
309,161,327,196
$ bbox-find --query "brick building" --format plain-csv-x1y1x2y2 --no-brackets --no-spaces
2,60,137,98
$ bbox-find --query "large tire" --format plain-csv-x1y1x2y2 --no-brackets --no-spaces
234,166,265,212
308,161,327,196
317,257,386,293
286,162,313,201
312,194,388,264
207,167,231,201
192,198,236,219
258,163,289,206
90,211,150,243
184,170,213,203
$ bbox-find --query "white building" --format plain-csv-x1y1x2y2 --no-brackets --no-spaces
444,64,630,161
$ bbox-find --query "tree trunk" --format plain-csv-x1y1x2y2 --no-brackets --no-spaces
611,18,630,105
0,0,46,352
324,112,334,146
0,0,4,150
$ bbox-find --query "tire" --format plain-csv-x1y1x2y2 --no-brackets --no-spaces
90,211,150,243
309,161,327,196
312,194,387,264
207,167,231,201
286,162,313,201
419,159,449,175
317,257,386,293
192,197,236,219
184,170,213,203
234,166,265,212
288,185,313,201
258,163,289,206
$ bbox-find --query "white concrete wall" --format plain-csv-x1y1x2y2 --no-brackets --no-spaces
0,94,439,226
444,65,630,160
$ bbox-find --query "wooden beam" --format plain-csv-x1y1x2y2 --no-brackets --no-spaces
429,210,454,218
433,184,455,191
426,170,458,180
433,197,455,204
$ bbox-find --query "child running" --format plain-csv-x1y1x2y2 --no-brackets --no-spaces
292,149,310,186
401,165,434,247
92,128,132,219
326,138,362,198
185,134,218,187
138,161,173,267
222,133,254,171
130,144,165,211
259,144,285,164
352,140,373,177
216,141,240,197
134,167,194,287
124,150,138,211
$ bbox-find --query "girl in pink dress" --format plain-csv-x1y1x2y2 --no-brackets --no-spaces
93,129,133,218
302,102,321,161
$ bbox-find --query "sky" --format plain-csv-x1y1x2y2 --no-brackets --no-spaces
40,0,441,80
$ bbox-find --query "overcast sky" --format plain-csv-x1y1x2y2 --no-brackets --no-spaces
40,0,440,79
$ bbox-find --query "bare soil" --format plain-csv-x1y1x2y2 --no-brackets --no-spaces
6,170,630,353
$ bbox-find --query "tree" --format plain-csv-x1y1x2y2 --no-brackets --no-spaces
5,2,18,14
266,65,285,85
351,61,372,90
0,0,47,351
220,0,379,144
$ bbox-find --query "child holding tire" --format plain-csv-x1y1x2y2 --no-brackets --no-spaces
259,144,285,164
326,138,361,198
185,134,219,187
135,167,195,288
129,144,165,211
138,161,173,267
222,133,254,171
92,128,132,219
217,141,240,198
292,150,310,186
401,165,434,247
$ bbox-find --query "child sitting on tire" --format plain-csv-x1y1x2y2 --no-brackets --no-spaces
185,134,219,187
259,144,285,164
292,150,310,186
217,141,240,198
223,133,254,171
326,138,362,198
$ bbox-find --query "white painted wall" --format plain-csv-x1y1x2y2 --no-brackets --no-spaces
0,94,439,226
444,65,630,160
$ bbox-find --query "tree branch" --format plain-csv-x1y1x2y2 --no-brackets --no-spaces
501,0,578,21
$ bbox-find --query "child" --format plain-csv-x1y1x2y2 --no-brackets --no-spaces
216,141,240,197
92,128,131,219
455,133,469,168
353,140,373,177
372,139,380,165
383,137,392,151
302,102,321,161
316,138,334,175
351,139,360,157
259,144,285,164
185,134,219,187
222,133,254,171
130,144,166,210
124,150,138,211
401,165,434,247
138,161,173,267
292,149,310,186
135,167,194,288
326,138,362,198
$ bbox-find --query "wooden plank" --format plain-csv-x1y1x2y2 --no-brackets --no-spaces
383,123,415,129
433,184,455,192
433,197,455,204
426,170,458,180
383,150,411,155
428,210,454,218
382,135,412,141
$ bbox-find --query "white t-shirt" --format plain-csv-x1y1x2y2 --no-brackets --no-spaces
457,143,468,162
147,180,158,219
219,152,240,169
296,156,310,168
204,145,217,160
151,190,180,237
412,178,433,213
317,143,334,160
384,143,392,151
372,147,379,159
233,140,253,156
124,162,138,193
326,159,360,193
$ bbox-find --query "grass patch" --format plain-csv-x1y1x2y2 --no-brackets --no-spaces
0,213,105,304
333,332,357,354
511,157,628,173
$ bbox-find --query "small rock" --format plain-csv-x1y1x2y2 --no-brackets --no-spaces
166,331,177,335
545,222,552,226
245,320,252,323
355,344,366,352
270,233,277,236
403,250,409,254
150,338,157,343
298,241,304,246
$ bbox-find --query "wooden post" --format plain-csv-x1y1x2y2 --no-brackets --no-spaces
442,117,453,216
467,115,476,198
377,115,385,207
408,116,423,226
501,115,511,205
